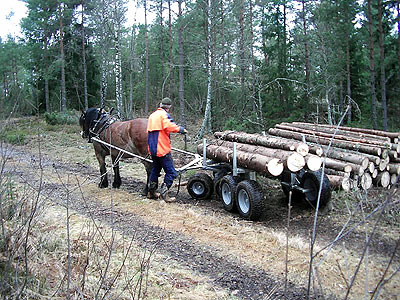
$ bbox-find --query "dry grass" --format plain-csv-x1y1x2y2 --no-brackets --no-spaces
1,117,399,299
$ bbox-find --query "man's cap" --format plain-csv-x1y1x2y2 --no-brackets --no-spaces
161,97,172,106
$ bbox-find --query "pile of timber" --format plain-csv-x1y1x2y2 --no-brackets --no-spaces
200,122,400,191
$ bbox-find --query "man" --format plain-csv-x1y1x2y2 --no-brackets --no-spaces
147,97,187,202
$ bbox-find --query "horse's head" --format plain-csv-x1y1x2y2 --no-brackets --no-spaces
79,107,100,139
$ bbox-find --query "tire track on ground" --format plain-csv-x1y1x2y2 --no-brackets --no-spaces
4,145,328,300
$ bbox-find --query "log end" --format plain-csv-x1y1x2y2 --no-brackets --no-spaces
267,158,284,177
287,152,306,172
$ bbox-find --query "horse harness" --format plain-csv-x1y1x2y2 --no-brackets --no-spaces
88,111,117,143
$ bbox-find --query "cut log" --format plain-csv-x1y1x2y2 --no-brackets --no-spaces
373,171,390,188
291,122,400,141
323,168,350,178
360,173,373,190
387,163,400,175
209,140,306,171
214,131,310,156
323,157,353,173
309,145,324,156
368,162,375,174
323,147,370,169
275,124,392,148
378,156,390,172
305,155,322,171
388,150,398,160
390,173,398,185
268,128,382,156
327,175,345,190
283,122,392,143
197,144,284,176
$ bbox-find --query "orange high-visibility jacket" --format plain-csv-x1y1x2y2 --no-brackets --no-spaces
147,108,184,157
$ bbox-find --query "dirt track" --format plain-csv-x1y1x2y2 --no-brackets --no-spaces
2,120,399,299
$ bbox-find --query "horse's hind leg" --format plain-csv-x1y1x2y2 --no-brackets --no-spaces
96,153,108,188
111,155,122,188
141,161,152,196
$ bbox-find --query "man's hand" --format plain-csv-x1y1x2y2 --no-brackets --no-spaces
182,129,188,134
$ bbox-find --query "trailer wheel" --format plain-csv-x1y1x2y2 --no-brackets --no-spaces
300,170,331,208
280,170,304,202
236,180,264,221
219,175,241,212
187,173,214,200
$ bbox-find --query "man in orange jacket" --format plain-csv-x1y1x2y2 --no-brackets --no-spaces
147,97,187,202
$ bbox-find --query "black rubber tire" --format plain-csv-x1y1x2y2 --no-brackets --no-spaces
187,173,214,200
300,170,331,208
236,180,264,221
280,169,304,202
219,175,241,212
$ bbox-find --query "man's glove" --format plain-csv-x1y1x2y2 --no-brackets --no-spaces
182,129,188,134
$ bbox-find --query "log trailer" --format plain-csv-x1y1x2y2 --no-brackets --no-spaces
185,139,332,221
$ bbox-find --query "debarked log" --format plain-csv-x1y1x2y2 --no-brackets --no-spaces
197,144,284,176
214,131,310,156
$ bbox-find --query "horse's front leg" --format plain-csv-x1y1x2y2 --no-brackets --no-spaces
111,155,122,188
96,152,108,188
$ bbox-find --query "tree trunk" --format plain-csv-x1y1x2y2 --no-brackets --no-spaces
214,131,310,156
168,0,174,99
378,0,388,130
367,0,378,129
115,29,123,115
144,0,149,114
81,1,88,111
159,0,164,80
397,1,400,82
345,3,351,124
178,0,186,129
302,0,310,119
129,25,137,118
268,127,382,156
196,0,212,139
59,3,66,113
44,30,50,112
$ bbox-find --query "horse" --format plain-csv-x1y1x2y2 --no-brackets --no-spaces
79,107,152,195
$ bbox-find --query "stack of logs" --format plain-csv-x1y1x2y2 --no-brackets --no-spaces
198,122,400,191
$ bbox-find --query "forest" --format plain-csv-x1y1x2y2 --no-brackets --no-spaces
0,0,399,135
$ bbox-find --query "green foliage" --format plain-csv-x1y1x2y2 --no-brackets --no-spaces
44,111,78,125
0,129,27,145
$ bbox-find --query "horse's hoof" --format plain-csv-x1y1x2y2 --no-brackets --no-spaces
99,181,108,188
112,182,121,188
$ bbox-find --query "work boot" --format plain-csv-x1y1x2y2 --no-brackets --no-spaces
159,183,176,203
147,182,160,199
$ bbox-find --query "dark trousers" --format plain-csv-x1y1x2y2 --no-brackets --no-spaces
149,153,177,187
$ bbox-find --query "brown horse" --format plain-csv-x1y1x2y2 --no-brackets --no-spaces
79,107,151,195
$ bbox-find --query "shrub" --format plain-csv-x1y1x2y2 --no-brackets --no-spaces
44,111,78,125
0,129,27,145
